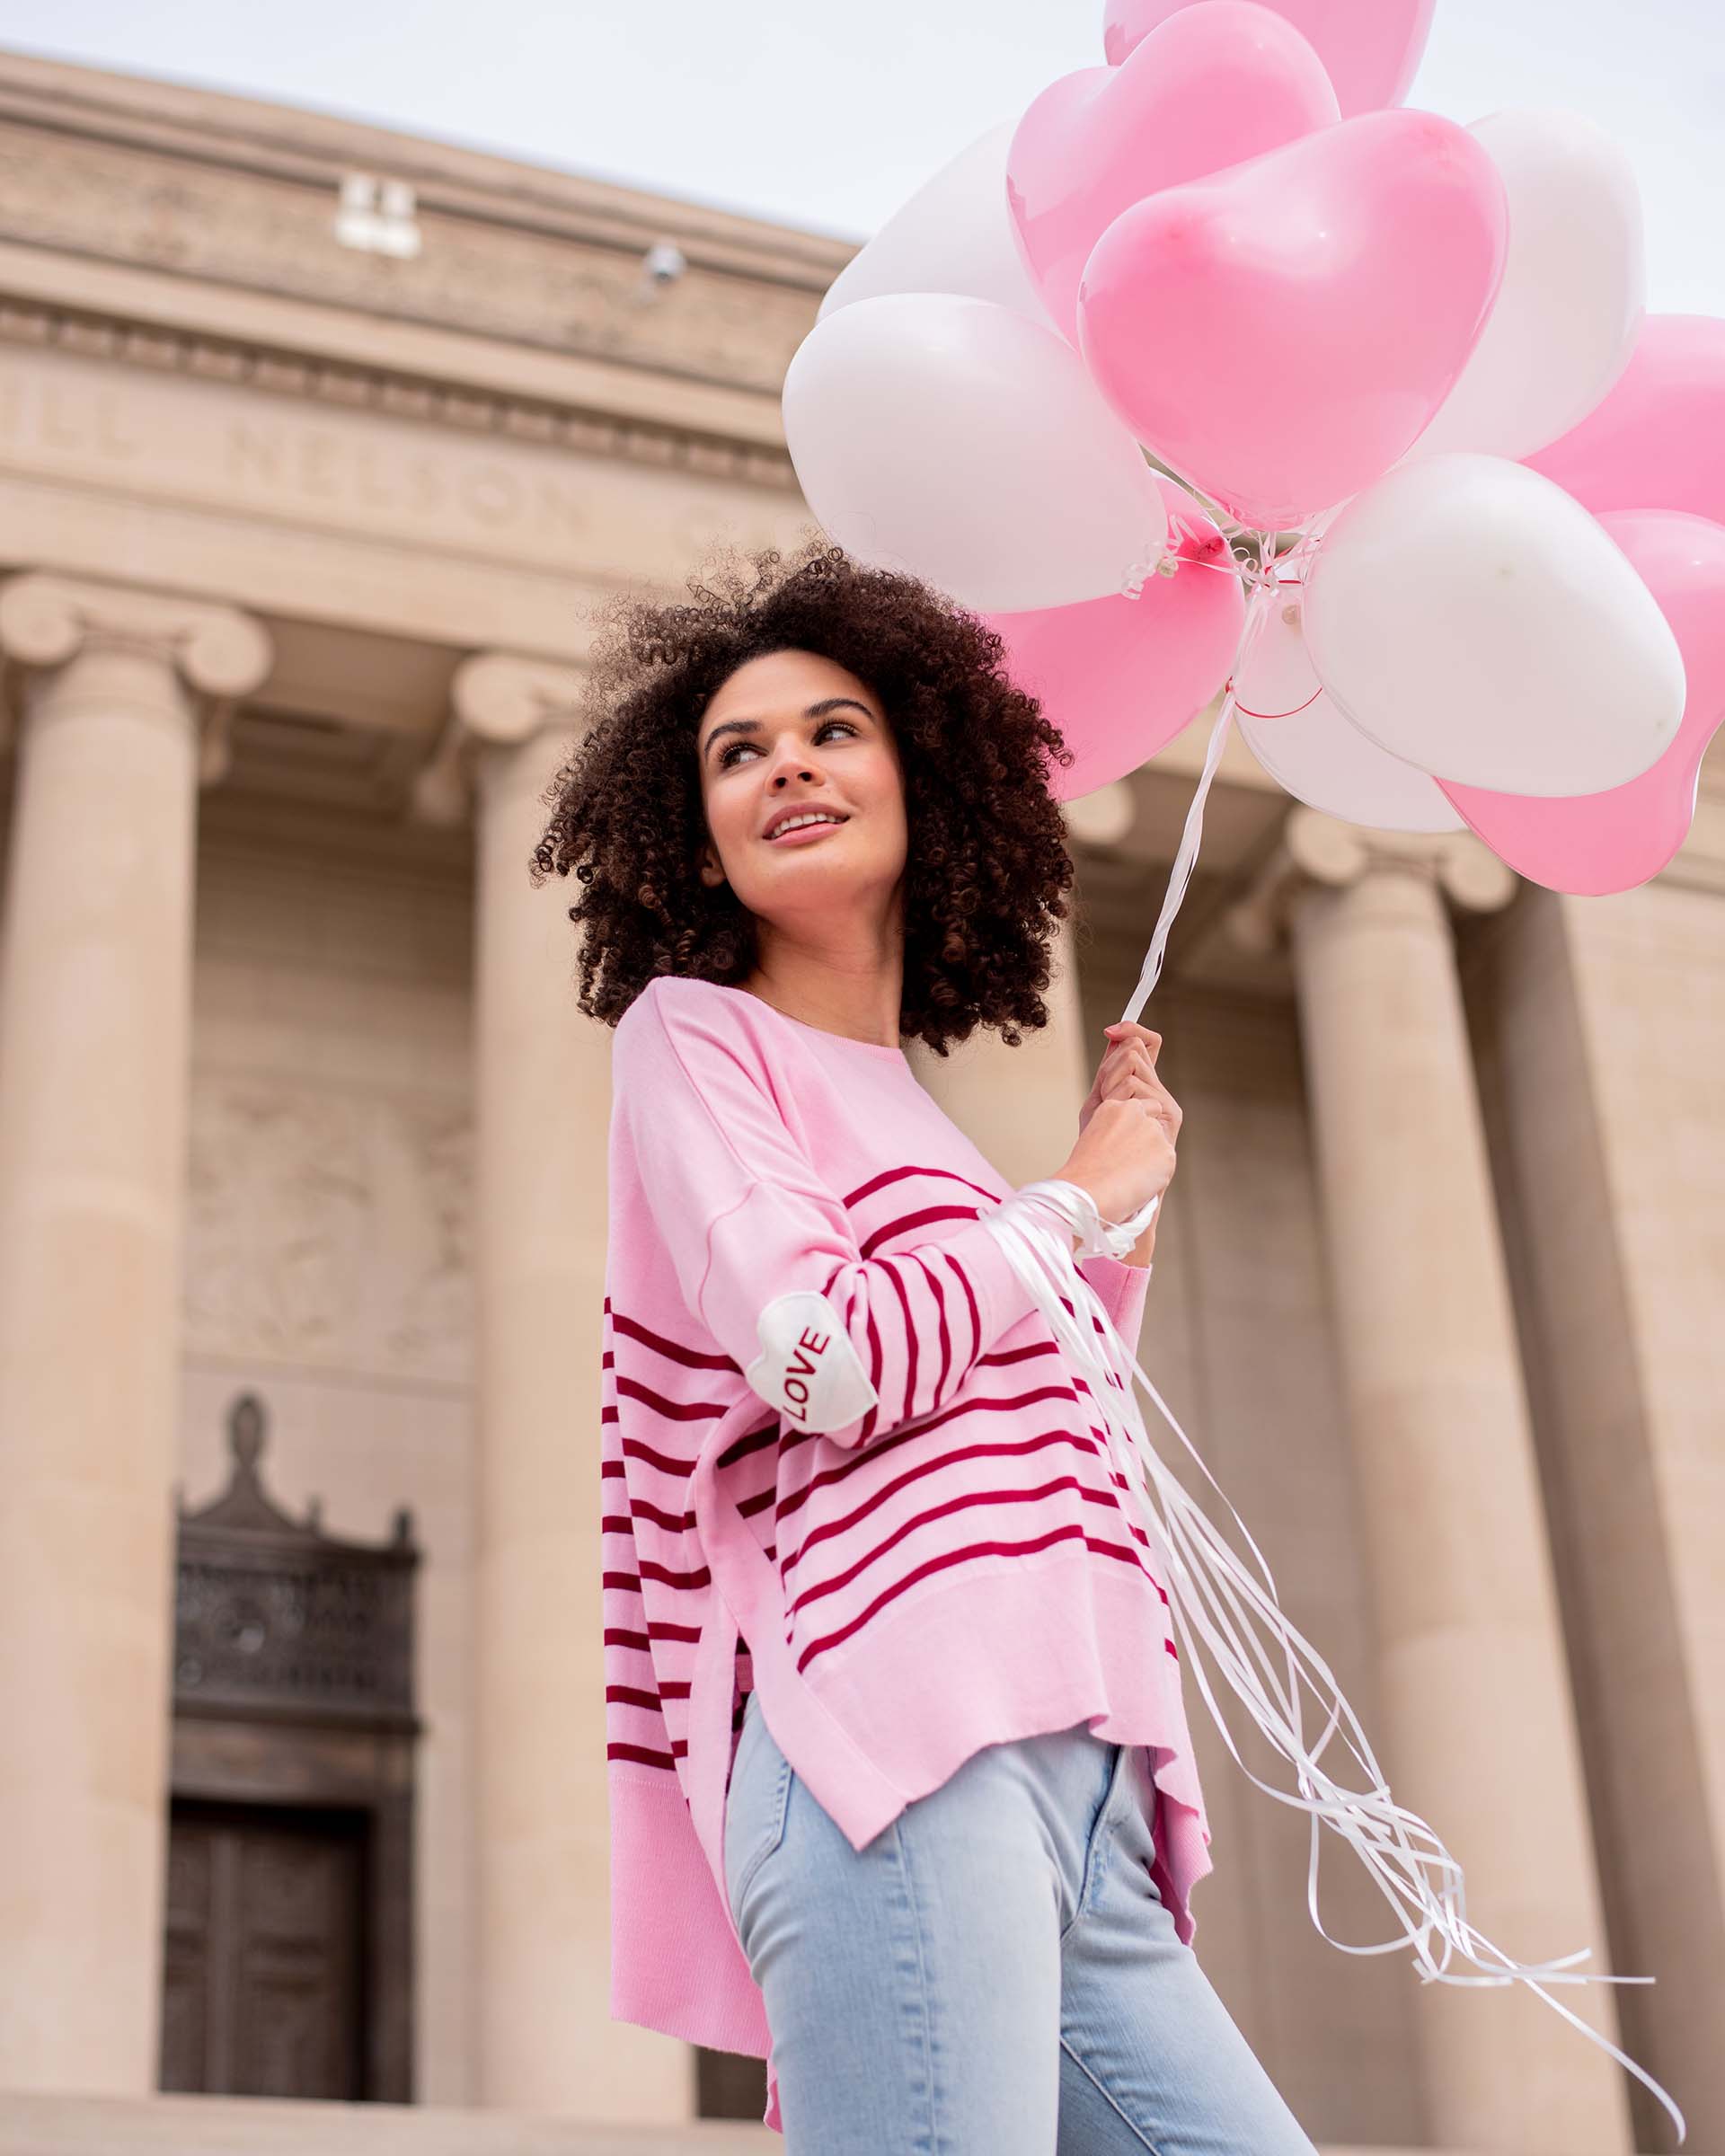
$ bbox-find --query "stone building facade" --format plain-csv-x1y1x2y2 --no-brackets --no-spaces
0,45,1719,2155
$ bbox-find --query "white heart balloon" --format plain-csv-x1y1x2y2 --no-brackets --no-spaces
1236,602,1464,831
783,292,1167,613
818,120,1054,329
1405,110,1643,463
1303,452,1685,795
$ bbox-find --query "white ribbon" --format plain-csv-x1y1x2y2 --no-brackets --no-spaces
1118,516,1334,1026
981,1177,1688,2147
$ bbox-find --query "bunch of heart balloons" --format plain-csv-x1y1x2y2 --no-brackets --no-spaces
781,0,1725,923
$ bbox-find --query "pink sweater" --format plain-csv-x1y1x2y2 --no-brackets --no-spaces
601,976,1213,2133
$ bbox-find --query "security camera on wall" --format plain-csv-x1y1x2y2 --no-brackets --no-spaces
640,240,687,291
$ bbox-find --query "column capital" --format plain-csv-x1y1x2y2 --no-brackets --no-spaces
411,651,586,827
0,572,272,786
1225,802,1517,957
1060,777,1137,851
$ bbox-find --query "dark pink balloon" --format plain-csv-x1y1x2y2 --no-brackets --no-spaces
1076,110,1508,530
981,478,1244,801
1103,0,1435,118
1009,2,1338,344
1525,314,1725,525
1438,509,1725,895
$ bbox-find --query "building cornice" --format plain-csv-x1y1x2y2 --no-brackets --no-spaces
0,281,799,491
0,47,845,437
0,47,857,284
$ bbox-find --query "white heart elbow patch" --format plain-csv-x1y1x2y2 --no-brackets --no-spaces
745,1289,879,1433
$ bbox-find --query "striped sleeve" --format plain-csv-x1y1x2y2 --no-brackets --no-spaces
1080,1250,1152,1356
610,985,1044,1451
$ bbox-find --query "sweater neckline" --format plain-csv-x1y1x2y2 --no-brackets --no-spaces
720,983,909,1064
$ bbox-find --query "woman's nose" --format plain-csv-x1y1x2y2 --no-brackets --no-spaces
767,741,818,783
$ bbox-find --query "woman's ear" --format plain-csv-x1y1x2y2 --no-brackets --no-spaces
698,842,727,890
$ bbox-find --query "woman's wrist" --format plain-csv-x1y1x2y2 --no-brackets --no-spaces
1045,1173,1128,1256
1056,1171,1121,1230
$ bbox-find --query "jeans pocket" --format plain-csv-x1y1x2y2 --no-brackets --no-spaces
724,1695,794,1931
1060,1740,1128,1946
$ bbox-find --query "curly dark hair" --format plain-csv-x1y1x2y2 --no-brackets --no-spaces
528,535,1077,1056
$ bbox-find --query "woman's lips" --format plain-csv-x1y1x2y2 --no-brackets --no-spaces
764,817,847,845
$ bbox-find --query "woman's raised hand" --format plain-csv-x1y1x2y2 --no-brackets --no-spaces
1058,1021,1182,1226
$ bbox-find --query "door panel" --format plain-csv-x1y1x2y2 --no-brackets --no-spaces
161,1799,366,2098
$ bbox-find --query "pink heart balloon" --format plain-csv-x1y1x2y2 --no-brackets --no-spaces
1077,110,1508,530
981,479,1245,800
1009,1,1339,343
1438,509,1725,894
1103,0,1435,119
1525,314,1725,526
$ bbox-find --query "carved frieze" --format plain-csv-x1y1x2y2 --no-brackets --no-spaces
185,1074,473,1385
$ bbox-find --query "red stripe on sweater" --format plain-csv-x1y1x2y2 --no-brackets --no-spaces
610,1308,740,1373
604,1498,693,1537
878,1257,917,1425
788,1475,1130,1616
941,1247,982,1362
794,1524,1092,1671
775,1383,1088,1517
794,1526,1173,1673
716,1419,780,1471
620,1437,696,1481
638,1560,712,1595
607,1742,677,1770
615,1374,733,1423
844,1162,1000,1209
907,1251,951,1402
859,1204,985,1259
860,1296,882,1444
978,1339,1057,1369
780,1426,1110,1573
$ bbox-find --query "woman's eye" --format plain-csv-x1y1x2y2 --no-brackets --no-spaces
720,720,856,769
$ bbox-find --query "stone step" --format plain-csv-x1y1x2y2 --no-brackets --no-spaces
0,2093,778,2156
0,2098,1694,2156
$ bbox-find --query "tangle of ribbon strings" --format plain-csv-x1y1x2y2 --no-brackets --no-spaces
1007,516,1688,2142
979,1178,1686,2143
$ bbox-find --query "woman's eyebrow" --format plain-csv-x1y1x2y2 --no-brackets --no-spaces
701,696,875,760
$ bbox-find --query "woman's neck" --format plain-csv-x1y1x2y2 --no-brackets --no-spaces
741,940,905,1049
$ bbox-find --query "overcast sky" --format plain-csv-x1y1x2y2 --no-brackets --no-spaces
3,1,1721,313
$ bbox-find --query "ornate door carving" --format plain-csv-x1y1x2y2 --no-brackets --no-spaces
161,1799,366,2097
164,1393,420,2101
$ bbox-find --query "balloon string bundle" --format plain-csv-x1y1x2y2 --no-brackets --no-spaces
978,1178,1686,2144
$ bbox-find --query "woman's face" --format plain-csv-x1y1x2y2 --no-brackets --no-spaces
695,648,907,924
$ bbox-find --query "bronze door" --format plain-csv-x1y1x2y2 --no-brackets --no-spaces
160,1798,367,2098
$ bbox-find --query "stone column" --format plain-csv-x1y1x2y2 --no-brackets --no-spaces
416,658,677,2116
0,572,270,2094
1228,807,1631,2154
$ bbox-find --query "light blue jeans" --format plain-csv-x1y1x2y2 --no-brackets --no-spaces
724,1687,1321,2155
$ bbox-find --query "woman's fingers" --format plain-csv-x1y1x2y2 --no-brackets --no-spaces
1112,1047,1181,1103
1108,1068,1181,1135
1095,1035,1183,1153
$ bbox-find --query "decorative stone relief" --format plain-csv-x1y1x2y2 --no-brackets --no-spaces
185,1074,473,1384
174,1392,420,1726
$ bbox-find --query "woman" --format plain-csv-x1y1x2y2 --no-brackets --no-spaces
532,539,1318,2153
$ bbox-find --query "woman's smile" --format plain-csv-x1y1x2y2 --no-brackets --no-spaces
764,813,850,846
